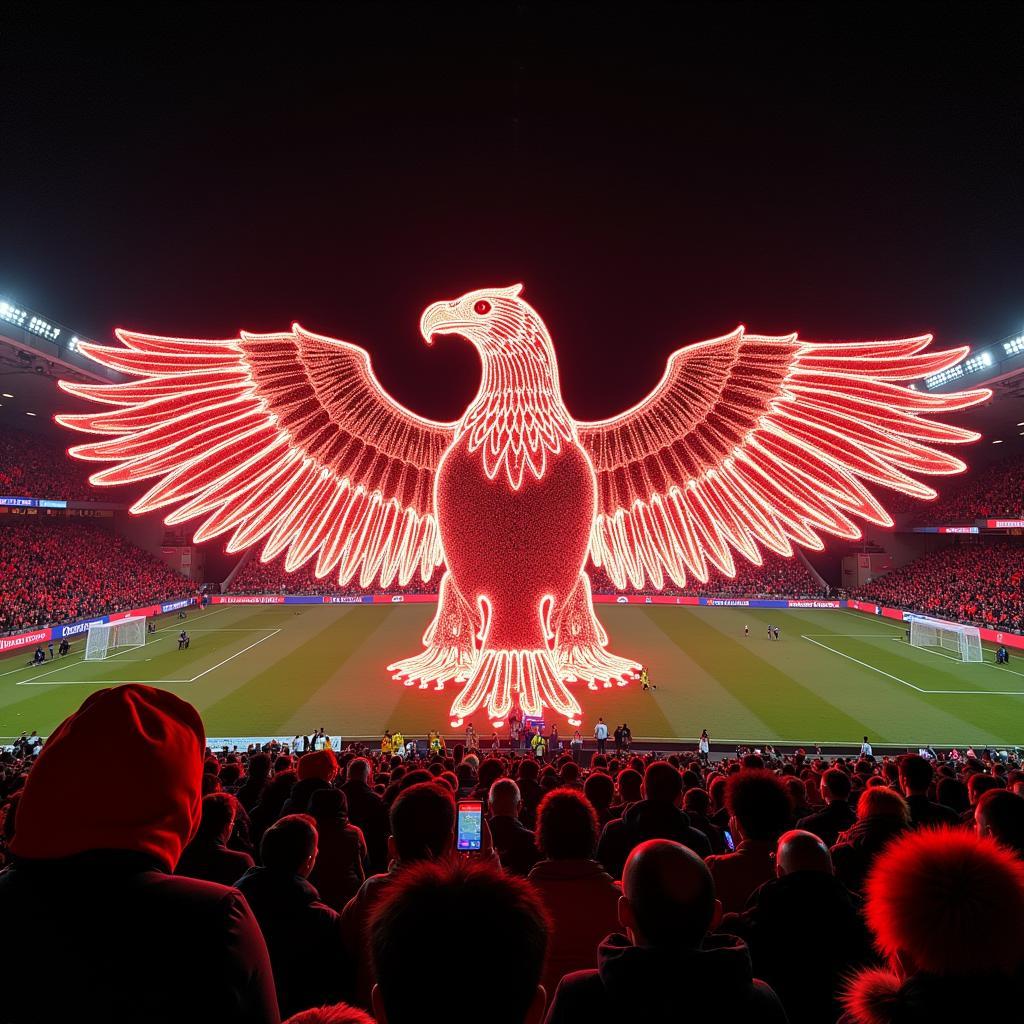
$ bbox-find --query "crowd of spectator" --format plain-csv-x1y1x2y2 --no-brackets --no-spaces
0,517,194,633
3,684,1023,1022
0,425,99,501
231,550,826,600
901,451,1024,523
855,540,1024,633
229,555,435,597
590,552,827,598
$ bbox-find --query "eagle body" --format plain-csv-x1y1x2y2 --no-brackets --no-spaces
436,434,595,651
58,284,991,726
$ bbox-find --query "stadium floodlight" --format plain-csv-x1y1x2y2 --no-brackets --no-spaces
27,315,61,341
84,615,148,660
58,285,990,726
908,615,983,663
0,301,28,329
1004,336,1024,356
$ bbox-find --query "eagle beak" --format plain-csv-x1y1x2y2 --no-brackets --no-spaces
420,301,457,346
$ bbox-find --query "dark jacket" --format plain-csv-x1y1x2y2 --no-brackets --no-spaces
308,818,367,911
0,850,278,1024
720,870,875,1024
235,866,352,1018
340,779,389,872
831,817,908,894
489,814,541,876
905,794,960,829
598,799,712,879
544,931,788,1023
796,799,857,847
176,836,254,887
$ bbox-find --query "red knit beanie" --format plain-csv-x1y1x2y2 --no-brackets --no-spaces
10,684,205,871
298,748,339,783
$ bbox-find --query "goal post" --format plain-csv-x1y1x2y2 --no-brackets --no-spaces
84,616,148,661
908,615,983,663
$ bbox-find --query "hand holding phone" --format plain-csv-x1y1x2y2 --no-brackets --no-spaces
457,801,484,851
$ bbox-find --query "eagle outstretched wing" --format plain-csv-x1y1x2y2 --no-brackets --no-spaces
58,326,456,586
577,329,990,589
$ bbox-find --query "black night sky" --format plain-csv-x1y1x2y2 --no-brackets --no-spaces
2,2,1023,422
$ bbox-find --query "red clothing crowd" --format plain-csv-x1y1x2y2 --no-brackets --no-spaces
5,691,1023,1024
230,554,434,597
590,550,827,597
907,452,1024,523
0,517,193,633
855,541,1024,633
0,425,100,502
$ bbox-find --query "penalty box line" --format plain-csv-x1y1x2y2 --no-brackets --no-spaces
16,629,282,686
800,634,1024,696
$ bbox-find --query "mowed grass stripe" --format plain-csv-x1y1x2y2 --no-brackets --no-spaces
3,604,1023,744
643,607,869,741
198,605,408,736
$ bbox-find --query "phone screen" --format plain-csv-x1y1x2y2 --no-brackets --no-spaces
457,801,483,851
723,829,735,852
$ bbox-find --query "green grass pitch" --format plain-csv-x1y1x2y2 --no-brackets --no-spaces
2,604,1023,746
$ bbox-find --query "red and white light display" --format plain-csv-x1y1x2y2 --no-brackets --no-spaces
58,286,990,725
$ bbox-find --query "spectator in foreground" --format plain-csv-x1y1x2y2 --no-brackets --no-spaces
488,777,541,876
340,757,389,872
370,859,549,1024
528,789,622,999
975,788,1024,859
842,828,1024,1021
897,753,959,828
706,769,792,913
0,684,279,1023
720,830,873,1024
341,782,455,1008
176,792,254,886
236,815,352,1018
797,767,856,846
308,788,367,911
545,839,787,1021
598,761,711,878
831,787,910,895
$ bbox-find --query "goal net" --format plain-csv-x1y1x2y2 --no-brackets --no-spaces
908,616,983,663
84,616,148,661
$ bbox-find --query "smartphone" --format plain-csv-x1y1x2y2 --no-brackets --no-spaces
457,800,483,851
723,829,735,852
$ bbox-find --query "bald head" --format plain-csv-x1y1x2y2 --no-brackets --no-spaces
621,839,717,948
775,829,833,877
488,778,521,818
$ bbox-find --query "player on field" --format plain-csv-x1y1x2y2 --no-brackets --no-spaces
744,624,749,637
773,626,780,641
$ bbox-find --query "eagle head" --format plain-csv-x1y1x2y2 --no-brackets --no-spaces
420,284,532,353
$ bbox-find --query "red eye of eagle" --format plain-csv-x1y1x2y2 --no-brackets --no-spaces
473,300,492,315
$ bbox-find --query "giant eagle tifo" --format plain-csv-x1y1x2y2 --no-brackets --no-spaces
57,286,990,726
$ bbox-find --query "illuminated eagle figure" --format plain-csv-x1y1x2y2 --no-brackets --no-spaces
58,286,989,726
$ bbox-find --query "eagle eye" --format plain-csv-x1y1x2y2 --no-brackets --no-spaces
473,300,492,315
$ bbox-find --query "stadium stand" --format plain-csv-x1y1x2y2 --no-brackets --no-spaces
230,555,435,596
0,424,101,501
907,452,1024,523
2,686,1023,1022
854,541,1024,632
589,551,827,597
230,550,826,598
0,517,193,633
873,453,1024,521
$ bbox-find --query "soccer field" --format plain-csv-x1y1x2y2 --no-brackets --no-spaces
2,604,1023,746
